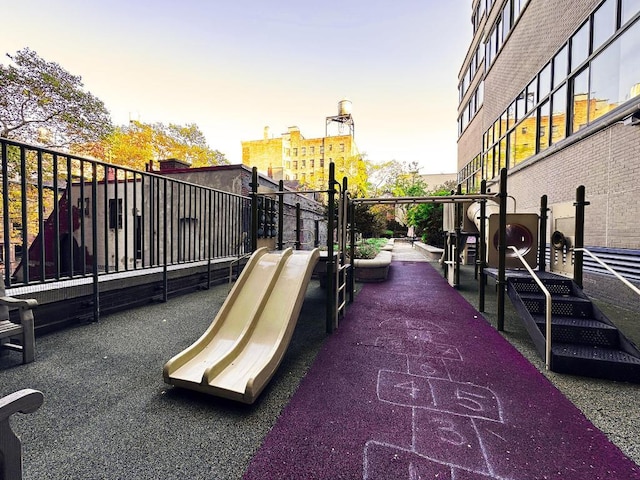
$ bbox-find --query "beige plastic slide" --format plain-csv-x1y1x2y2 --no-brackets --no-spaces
163,247,320,404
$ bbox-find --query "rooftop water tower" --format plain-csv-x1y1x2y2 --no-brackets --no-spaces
326,99,355,137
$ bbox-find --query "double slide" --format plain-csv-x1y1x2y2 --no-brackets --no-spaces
163,247,320,404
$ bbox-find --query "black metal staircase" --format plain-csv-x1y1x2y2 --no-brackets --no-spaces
507,272,640,383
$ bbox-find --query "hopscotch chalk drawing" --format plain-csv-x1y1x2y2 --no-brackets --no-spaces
363,318,519,480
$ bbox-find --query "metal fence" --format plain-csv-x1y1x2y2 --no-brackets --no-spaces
1,138,251,289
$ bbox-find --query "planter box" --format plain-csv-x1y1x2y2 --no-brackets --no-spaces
354,251,392,282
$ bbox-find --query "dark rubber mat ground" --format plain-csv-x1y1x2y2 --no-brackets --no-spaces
244,261,640,479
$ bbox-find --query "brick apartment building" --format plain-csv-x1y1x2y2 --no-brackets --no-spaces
241,109,361,191
457,0,640,307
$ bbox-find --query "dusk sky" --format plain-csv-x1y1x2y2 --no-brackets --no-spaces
3,1,472,174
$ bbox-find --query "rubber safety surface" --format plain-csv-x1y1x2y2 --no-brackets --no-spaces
244,261,640,479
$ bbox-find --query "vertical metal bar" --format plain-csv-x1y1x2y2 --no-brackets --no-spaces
251,167,258,252
454,184,462,287
20,147,28,283
133,172,138,269
326,162,336,333
278,180,284,250
348,199,355,304
479,180,487,312
79,160,87,275
497,168,508,331
37,150,45,281
113,166,120,272
573,185,588,288
123,169,129,270
103,164,109,273
295,203,301,249
1,141,9,286
207,189,213,287
538,194,548,272
53,154,60,280
141,174,146,268
163,178,168,302
91,163,100,322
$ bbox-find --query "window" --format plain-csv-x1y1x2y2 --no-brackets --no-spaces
293,148,298,156
539,63,551,98
553,46,568,88
570,21,590,71
301,147,306,156
538,101,550,152
109,198,123,229
590,20,640,121
285,148,290,156
301,159,306,168
340,143,345,152
320,158,325,167
622,0,640,24
526,78,537,112
320,146,324,154
293,160,298,169
571,68,590,133
310,159,315,168
516,91,526,121
310,146,315,154
551,85,567,144
593,0,616,51
502,1,512,38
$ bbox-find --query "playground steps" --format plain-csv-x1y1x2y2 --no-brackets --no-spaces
506,273,640,383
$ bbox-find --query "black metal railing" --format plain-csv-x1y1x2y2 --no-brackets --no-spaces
1,138,251,289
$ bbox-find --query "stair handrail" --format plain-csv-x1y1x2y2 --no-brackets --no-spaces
572,247,640,297
508,246,552,370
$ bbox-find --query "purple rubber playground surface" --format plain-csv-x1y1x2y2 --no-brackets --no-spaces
244,261,640,480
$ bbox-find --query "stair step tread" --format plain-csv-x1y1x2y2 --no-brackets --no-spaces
552,344,640,364
518,292,591,303
531,315,617,330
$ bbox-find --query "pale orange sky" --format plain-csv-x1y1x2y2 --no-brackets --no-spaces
2,0,472,174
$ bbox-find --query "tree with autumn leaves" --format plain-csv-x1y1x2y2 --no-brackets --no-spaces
0,48,227,169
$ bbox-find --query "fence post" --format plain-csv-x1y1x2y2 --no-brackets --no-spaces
326,163,336,333
295,203,301,250
251,167,258,252
573,185,589,288
539,195,548,272
497,168,507,331
278,180,284,250
479,180,487,313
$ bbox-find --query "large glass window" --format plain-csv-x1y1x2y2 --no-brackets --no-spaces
539,63,551,98
593,0,617,52
551,85,567,144
516,90,526,120
538,101,550,152
526,77,537,112
503,2,512,38
553,46,568,87
590,36,621,122
619,20,640,103
571,22,590,71
591,19,640,121
507,101,516,128
508,130,516,168
571,68,590,132
622,0,640,24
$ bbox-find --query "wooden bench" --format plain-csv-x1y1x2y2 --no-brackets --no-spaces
0,389,44,480
0,285,37,364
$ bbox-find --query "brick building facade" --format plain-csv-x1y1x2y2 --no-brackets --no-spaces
241,125,359,191
457,0,640,308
